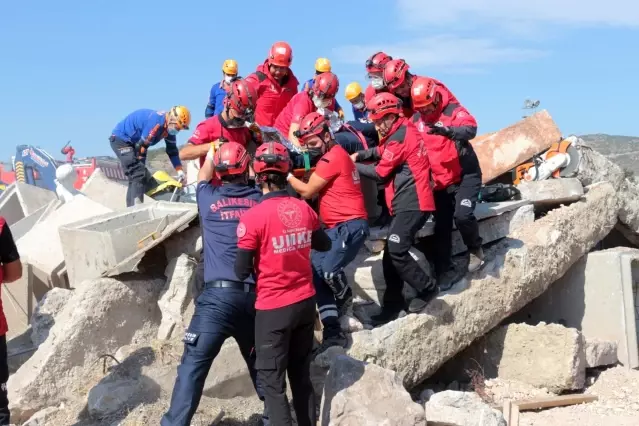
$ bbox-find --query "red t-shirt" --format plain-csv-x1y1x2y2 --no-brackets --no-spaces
314,145,368,228
237,192,319,310
187,115,252,167
273,92,336,138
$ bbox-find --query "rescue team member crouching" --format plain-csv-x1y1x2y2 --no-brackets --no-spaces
205,59,240,118
180,80,259,169
287,112,370,353
302,58,345,118
110,107,191,207
411,77,485,278
161,142,269,426
0,217,21,425
351,93,438,324
245,41,299,127
274,71,340,148
235,142,332,426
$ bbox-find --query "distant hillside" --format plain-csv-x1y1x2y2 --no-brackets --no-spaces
579,134,639,176
147,146,184,174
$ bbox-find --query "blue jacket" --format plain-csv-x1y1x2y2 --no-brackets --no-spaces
353,105,369,122
205,81,230,118
111,109,181,169
196,181,262,284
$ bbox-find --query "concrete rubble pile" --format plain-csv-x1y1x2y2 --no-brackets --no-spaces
3,110,639,425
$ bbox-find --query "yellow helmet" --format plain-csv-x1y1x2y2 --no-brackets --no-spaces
222,59,238,75
315,57,331,73
170,106,192,130
345,82,363,101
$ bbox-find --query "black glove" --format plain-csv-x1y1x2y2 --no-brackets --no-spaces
134,141,149,160
428,124,454,139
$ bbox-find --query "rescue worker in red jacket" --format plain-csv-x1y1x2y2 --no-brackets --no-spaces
351,93,438,323
180,79,259,168
382,58,460,119
273,72,339,148
363,51,393,103
245,41,299,127
235,142,331,426
287,112,370,353
411,77,484,281
0,216,22,425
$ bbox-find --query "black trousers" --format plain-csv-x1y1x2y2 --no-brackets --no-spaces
255,296,317,426
433,171,483,274
0,335,9,426
382,211,436,309
109,136,153,207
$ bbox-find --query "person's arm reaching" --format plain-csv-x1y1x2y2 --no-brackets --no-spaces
287,153,337,198
234,248,255,281
356,138,404,182
164,136,183,172
448,107,478,141
197,144,216,183
0,222,22,283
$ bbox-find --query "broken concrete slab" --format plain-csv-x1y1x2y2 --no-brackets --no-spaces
320,355,426,426
163,223,203,262
81,168,153,210
10,199,59,242
58,201,198,286
436,323,586,393
510,247,639,369
425,391,506,426
0,182,57,226
7,273,164,423
470,110,563,184
585,339,618,368
517,178,584,206
157,254,197,340
2,262,35,340
346,181,618,389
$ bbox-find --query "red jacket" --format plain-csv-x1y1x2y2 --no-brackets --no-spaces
0,217,7,336
273,92,337,137
355,118,435,215
187,115,253,167
364,84,413,118
245,61,299,127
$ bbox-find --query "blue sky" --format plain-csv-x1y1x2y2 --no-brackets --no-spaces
1,0,637,161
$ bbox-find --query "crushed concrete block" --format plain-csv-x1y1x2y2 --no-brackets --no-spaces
10,200,58,242
585,338,618,368
470,110,562,184
81,168,153,210
437,323,586,393
22,406,61,426
30,288,72,346
16,195,112,288
7,273,164,423
163,224,203,262
346,182,618,389
87,377,147,419
0,182,57,226
517,178,584,206
59,201,197,286
320,355,426,426
425,391,506,426
510,247,639,369
157,254,197,340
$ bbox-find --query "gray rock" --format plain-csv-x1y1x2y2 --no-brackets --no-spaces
426,391,506,426
157,254,197,340
585,338,618,368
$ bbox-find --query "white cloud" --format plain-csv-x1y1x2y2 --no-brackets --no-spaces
396,0,639,28
331,35,546,73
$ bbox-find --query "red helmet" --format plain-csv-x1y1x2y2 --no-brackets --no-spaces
366,52,392,73
411,77,438,108
312,72,339,98
366,92,403,121
224,79,258,115
294,112,329,144
253,142,291,175
213,141,250,179
383,59,410,92
268,41,293,67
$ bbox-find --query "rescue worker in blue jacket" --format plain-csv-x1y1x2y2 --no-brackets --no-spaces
109,106,191,207
302,58,345,119
205,59,240,118
344,82,369,122
161,141,269,426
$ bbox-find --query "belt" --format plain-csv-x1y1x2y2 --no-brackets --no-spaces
205,280,255,293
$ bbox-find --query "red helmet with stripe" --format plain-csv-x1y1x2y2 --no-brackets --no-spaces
224,79,258,116
253,142,291,175
312,72,339,99
294,112,329,144
366,92,403,121
366,51,392,73
213,142,250,179
383,59,410,92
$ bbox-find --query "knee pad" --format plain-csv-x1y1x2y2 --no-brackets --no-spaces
323,270,350,300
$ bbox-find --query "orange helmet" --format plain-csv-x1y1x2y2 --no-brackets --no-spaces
366,92,403,121
268,41,293,67
213,141,250,179
411,77,438,108
294,112,329,144
383,59,410,92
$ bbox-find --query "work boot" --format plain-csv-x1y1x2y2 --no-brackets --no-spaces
468,247,485,272
370,307,405,327
437,267,466,291
408,286,440,313
336,288,354,317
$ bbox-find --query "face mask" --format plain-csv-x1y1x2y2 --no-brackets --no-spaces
307,147,324,159
227,117,246,128
313,96,331,109
224,75,234,83
353,101,365,110
168,128,179,136
371,77,384,90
